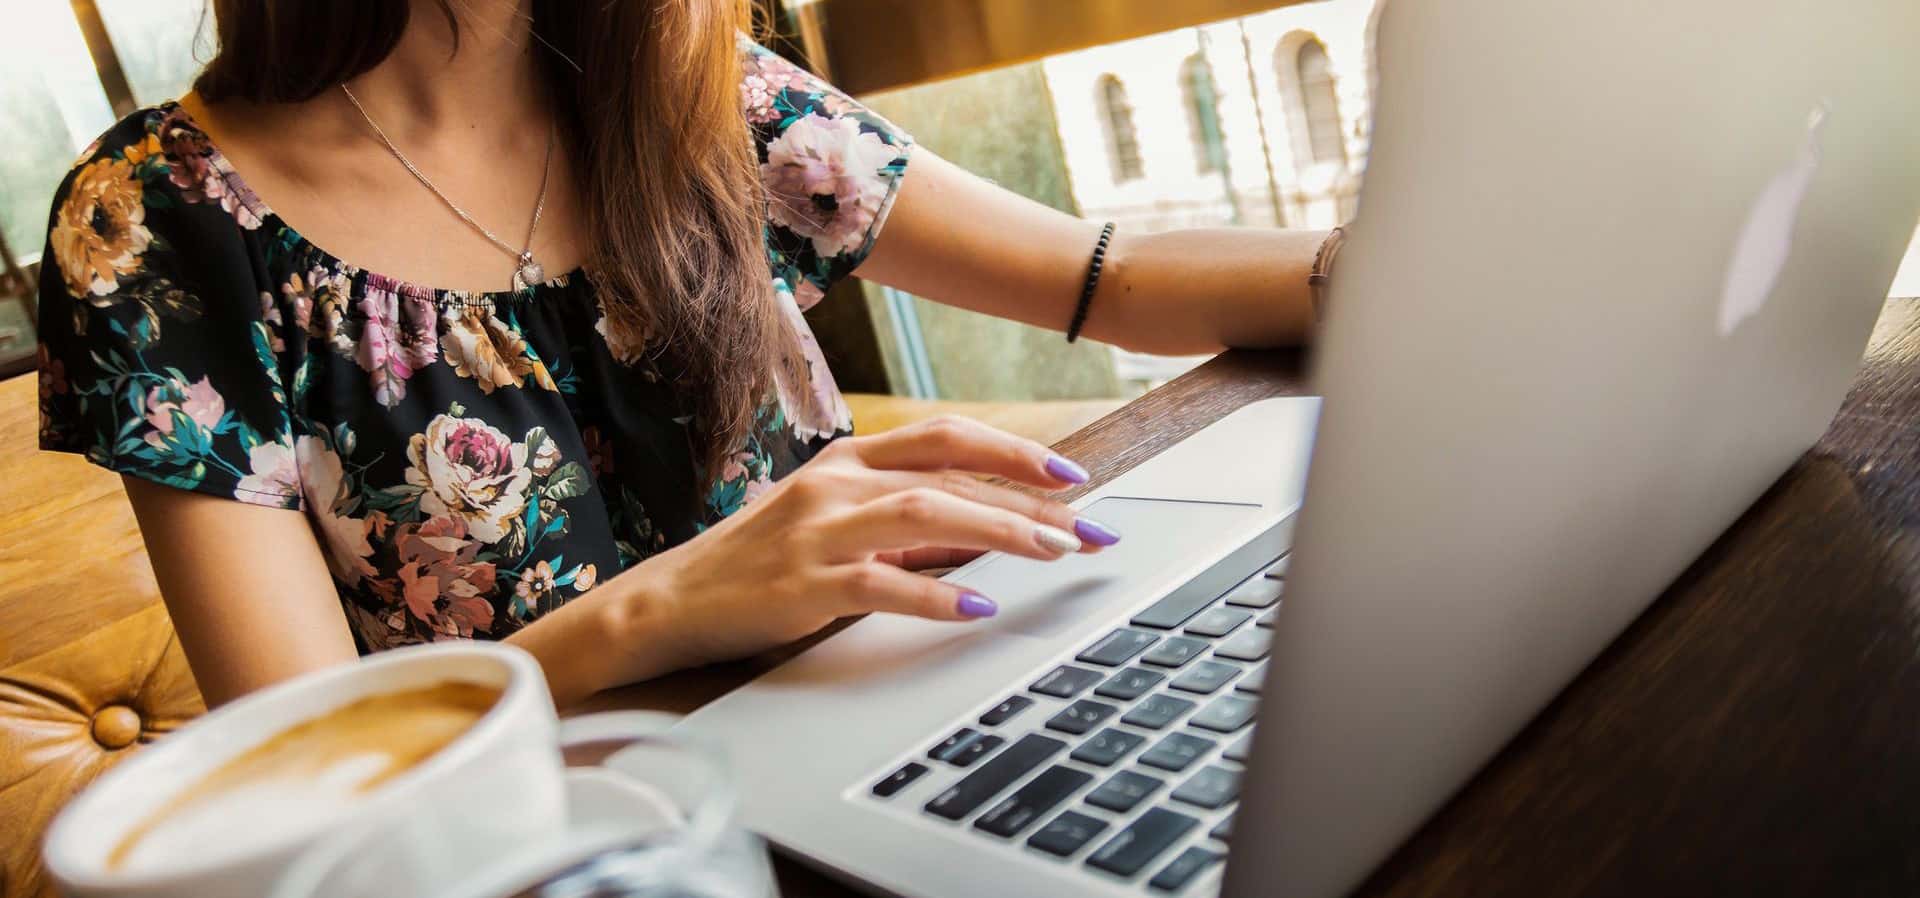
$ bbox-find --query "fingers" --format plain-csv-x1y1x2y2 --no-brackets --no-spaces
886,546,985,571
778,466,1123,556
823,488,1085,562
825,562,1000,622
862,470,1119,553
839,416,1091,490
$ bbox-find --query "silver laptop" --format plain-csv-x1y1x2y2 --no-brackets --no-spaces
669,1,1920,896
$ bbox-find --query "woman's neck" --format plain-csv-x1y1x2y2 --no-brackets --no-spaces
344,0,549,142
177,0,587,293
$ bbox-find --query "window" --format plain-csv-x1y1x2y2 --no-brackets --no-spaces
1294,38,1347,166
1181,54,1228,175
96,0,211,107
2,7,117,265
1097,75,1144,182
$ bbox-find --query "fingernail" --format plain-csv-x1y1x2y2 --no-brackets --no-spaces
1044,454,1090,485
957,592,997,618
1034,524,1083,554
1074,516,1122,547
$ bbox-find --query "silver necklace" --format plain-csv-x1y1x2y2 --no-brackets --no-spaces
340,84,555,291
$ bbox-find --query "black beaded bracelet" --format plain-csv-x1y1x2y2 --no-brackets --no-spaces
1066,222,1116,343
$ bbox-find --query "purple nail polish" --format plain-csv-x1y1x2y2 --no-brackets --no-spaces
1045,454,1090,485
957,593,998,619
1074,516,1121,547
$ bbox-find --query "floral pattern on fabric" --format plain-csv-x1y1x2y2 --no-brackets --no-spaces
37,41,912,652
439,301,558,395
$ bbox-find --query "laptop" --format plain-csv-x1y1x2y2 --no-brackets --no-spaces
669,1,1920,896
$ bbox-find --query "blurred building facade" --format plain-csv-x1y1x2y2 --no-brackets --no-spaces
1042,0,1380,237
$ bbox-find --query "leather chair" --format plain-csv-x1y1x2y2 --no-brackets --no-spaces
0,368,1119,897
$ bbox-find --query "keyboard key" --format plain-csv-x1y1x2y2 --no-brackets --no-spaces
1139,732,1216,772
1184,607,1252,638
1086,807,1200,878
1223,731,1254,763
925,733,1065,821
928,728,980,761
974,765,1093,838
1257,609,1278,628
1077,629,1160,667
1095,667,1165,701
1085,769,1164,813
949,734,1005,767
1263,555,1289,579
1122,694,1197,730
1130,590,1217,631
1190,695,1259,733
1170,765,1241,809
1214,629,1272,662
872,762,928,798
1029,810,1109,857
1222,577,1284,609
1170,660,1241,695
1210,813,1234,841
1046,699,1119,736
1234,662,1266,694
979,695,1034,726
1142,637,1210,668
1150,845,1223,892
1130,520,1293,630
1031,665,1104,698
1071,728,1148,767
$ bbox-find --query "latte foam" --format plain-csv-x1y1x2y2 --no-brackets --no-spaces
108,680,501,873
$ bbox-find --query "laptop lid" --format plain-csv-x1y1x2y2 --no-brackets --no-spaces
1228,1,1920,896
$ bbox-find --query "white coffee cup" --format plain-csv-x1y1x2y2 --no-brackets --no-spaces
42,643,565,898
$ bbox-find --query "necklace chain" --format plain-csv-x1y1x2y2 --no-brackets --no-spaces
339,83,554,290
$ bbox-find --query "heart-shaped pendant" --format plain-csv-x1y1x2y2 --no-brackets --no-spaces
513,252,545,291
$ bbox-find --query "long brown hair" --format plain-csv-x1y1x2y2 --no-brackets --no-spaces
196,0,793,478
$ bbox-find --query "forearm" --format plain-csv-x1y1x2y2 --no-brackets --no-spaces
1084,228,1326,356
505,567,696,709
857,152,1323,354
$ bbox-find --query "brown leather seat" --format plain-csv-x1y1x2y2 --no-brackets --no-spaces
0,368,1118,896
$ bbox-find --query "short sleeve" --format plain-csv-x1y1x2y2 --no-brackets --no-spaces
37,108,303,509
742,39,914,309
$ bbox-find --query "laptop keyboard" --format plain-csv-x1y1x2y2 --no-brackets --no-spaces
865,516,1292,894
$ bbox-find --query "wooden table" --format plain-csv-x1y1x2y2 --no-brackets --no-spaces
591,297,1920,898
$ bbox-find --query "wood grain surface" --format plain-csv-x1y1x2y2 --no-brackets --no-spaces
605,300,1919,898
0,374,168,665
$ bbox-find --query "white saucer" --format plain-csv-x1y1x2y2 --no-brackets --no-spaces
437,766,686,898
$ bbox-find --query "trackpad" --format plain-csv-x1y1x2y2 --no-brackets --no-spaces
946,497,1262,638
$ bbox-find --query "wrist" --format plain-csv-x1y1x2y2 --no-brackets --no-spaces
1307,226,1345,322
594,563,705,680
507,565,695,708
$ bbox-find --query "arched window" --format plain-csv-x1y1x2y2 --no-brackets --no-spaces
1181,54,1228,174
1097,75,1145,182
1293,38,1347,166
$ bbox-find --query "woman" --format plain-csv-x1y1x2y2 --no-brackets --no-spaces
37,0,1327,708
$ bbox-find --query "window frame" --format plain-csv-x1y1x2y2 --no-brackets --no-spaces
1096,73,1146,183
1292,37,1347,168
1180,54,1229,176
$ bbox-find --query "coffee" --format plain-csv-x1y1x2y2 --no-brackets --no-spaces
109,680,501,873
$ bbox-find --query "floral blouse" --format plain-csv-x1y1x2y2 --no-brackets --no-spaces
37,42,913,652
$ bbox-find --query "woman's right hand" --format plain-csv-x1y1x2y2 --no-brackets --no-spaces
593,416,1123,685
